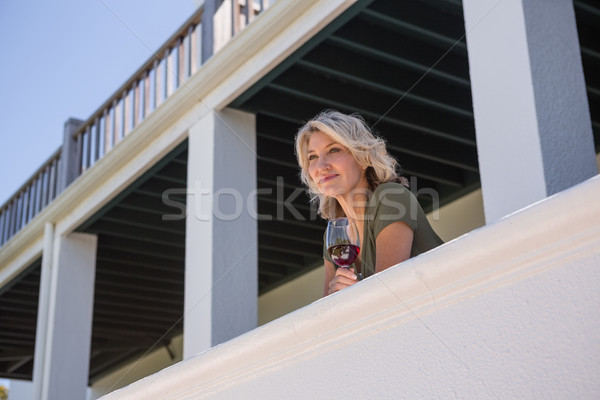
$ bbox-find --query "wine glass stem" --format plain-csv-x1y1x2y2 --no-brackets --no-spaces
340,266,362,281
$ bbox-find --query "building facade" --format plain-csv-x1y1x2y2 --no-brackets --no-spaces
0,0,598,398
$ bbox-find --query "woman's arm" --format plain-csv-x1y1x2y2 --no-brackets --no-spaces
375,221,414,273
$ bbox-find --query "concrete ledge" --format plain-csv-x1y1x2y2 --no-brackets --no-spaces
101,176,600,399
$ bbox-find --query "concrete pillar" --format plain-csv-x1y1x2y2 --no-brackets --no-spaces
463,0,597,222
34,231,97,400
184,108,257,359
32,223,54,400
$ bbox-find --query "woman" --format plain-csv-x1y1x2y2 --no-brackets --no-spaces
295,110,443,296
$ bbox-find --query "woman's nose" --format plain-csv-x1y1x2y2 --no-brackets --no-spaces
316,155,330,171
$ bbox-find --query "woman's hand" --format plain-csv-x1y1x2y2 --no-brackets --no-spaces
326,266,359,295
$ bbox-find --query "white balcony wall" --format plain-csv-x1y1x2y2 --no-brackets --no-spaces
101,176,600,400
88,185,484,396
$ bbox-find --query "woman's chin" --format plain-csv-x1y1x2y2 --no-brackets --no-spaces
321,187,344,198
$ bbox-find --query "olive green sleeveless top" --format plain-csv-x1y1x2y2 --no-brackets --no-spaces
323,182,443,278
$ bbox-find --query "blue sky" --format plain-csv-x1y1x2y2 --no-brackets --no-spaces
0,0,198,206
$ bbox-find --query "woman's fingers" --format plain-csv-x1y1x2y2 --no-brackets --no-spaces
328,268,359,294
335,267,357,280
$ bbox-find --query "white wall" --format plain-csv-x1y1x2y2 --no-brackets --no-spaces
99,176,600,400
87,184,485,395
88,153,597,398
86,184,486,393
214,252,600,399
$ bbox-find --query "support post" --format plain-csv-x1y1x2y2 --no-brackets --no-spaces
36,231,97,400
58,118,85,193
184,108,257,359
32,223,54,400
463,0,597,222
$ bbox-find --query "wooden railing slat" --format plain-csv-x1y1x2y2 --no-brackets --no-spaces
9,199,18,237
112,99,119,147
155,59,162,108
3,208,10,243
103,109,110,155
15,195,22,234
48,160,56,201
134,81,140,128
26,184,34,222
14,195,23,233
0,209,5,245
246,0,254,25
165,48,172,99
143,71,150,119
33,176,41,216
76,129,84,177
124,90,131,136
22,191,29,229
94,118,101,163
40,170,47,209
185,27,192,79
85,126,92,170
4,207,11,241
191,24,199,75
21,192,28,229
178,37,184,87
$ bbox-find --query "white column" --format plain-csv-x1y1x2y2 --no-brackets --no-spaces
32,223,54,400
36,231,97,400
184,108,257,359
463,0,597,223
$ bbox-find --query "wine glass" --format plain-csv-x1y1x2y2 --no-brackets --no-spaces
326,218,361,276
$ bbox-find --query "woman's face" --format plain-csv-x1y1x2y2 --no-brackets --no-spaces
306,130,368,200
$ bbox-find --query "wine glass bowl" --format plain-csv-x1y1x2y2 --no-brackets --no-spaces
326,218,360,268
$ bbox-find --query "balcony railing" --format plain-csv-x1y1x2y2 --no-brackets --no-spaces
0,150,62,246
99,176,600,399
0,0,272,248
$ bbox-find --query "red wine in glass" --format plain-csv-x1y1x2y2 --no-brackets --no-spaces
328,244,360,266
326,218,361,270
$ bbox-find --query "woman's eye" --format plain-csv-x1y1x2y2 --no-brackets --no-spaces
329,147,340,154
308,154,317,161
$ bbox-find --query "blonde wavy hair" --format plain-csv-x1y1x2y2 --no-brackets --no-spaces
295,110,403,219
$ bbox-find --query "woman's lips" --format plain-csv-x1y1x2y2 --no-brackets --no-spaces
319,174,338,184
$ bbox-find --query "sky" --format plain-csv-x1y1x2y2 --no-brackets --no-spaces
0,0,198,206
